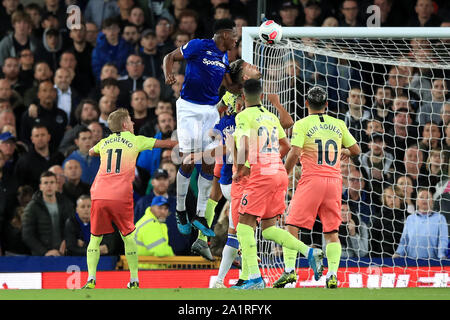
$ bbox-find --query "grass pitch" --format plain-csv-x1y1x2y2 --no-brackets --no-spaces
0,288,448,300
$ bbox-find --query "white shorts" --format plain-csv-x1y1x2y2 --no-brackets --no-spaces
220,183,231,201
176,98,220,153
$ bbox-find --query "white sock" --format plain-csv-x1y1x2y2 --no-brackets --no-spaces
176,169,191,212
196,172,213,217
217,245,239,282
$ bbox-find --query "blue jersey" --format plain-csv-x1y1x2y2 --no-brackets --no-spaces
214,113,235,185
180,39,229,105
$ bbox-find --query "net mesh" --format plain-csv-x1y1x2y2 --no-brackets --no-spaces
250,36,450,288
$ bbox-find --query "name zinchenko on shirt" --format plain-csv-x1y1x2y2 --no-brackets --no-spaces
102,136,134,148
306,123,343,138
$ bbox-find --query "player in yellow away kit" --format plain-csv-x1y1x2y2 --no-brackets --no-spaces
278,86,360,289
81,108,177,289
233,79,323,290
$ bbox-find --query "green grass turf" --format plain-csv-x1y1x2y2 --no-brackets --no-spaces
0,288,449,300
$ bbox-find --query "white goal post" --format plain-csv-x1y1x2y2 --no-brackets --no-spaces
240,26,450,288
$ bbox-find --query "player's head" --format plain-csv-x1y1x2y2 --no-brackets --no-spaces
230,59,261,85
108,108,134,134
242,79,263,106
306,86,327,111
213,18,237,51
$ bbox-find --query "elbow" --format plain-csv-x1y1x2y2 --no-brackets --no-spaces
281,119,294,129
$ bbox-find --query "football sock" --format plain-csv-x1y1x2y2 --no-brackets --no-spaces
282,247,298,273
236,223,260,279
196,171,213,218
262,226,310,257
216,234,239,281
86,234,103,281
326,242,342,275
176,168,191,212
122,230,139,281
198,198,217,241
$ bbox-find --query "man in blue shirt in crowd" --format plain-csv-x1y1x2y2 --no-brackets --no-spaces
163,18,238,238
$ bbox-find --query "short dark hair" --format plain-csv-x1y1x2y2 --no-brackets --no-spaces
102,17,120,29
307,86,327,110
101,77,119,89
40,170,56,181
74,99,99,122
213,18,235,34
76,127,91,139
243,79,262,97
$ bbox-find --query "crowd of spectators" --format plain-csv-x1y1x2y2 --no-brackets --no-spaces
0,0,448,263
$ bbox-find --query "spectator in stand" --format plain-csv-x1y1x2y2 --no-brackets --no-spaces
89,64,120,101
2,57,28,96
122,23,141,52
0,79,25,127
20,80,68,151
440,102,450,126
42,0,67,31
409,0,442,27
139,29,164,79
135,0,174,30
18,48,35,92
143,76,162,111
394,188,448,260
395,174,416,215
277,1,302,27
324,200,368,259
155,16,176,57
342,86,371,153
83,0,120,30
0,10,38,67
34,28,64,72
91,17,134,81
117,54,147,110
135,195,174,268
384,107,419,167
85,22,99,47
64,194,115,256
371,0,400,27
386,65,419,110
359,132,394,203
342,166,374,226
126,5,146,32
134,168,196,255
370,86,394,129
22,171,75,256
14,124,65,191
136,111,175,179
67,24,96,95
419,121,443,162
0,130,20,171
176,9,201,40
53,67,81,127
23,61,53,107
370,185,407,257
87,121,106,147
63,127,99,185
62,159,90,206
59,99,100,156
48,164,65,193
234,15,248,40
2,184,33,255
339,0,364,27
98,94,117,128
130,90,154,134
401,144,429,188
302,0,323,26
418,78,449,125
425,149,448,191
92,78,121,105
0,0,22,38
160,159,177,195
0,147,18,237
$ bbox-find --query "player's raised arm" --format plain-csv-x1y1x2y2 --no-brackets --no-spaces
89,147,99,157
284,145,301,175
341,143,360,160
163,47,184,85
267,93,294,129
153,138,178,150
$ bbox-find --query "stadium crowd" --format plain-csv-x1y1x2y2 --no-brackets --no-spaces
0,0,448,262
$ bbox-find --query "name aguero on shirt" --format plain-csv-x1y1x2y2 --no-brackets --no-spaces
306,124,343,138
102,136,134,148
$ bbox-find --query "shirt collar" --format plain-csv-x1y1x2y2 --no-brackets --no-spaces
54,84,71,94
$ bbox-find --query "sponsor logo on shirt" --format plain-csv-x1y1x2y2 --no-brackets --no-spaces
202,58,225,69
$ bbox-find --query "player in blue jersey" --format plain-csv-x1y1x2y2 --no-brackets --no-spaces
163,19,239,237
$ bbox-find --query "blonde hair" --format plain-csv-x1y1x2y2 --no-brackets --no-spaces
107,108,129,133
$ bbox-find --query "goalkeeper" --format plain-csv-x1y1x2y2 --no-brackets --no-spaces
279,86,360,289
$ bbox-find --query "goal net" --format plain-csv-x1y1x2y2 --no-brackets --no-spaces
242,27,450,288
